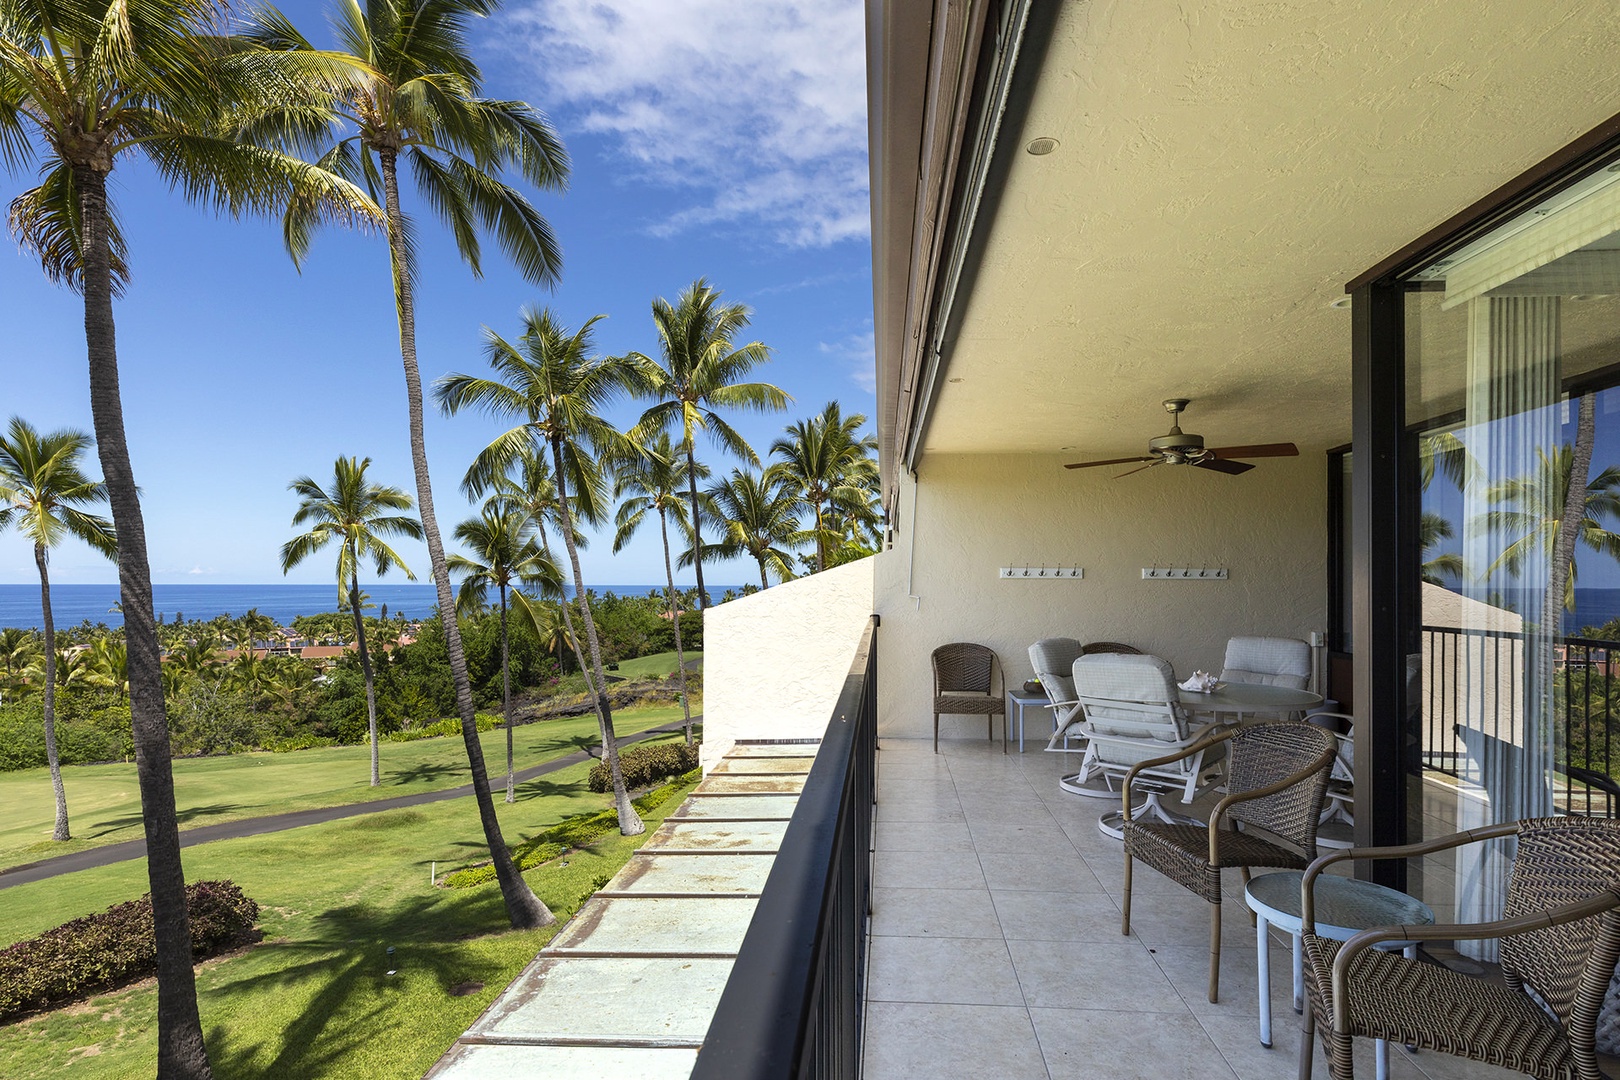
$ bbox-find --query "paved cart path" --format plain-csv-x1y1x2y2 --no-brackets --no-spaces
0,718,696,890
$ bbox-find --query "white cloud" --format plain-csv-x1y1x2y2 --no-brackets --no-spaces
819,329,876,395
501,0,869,248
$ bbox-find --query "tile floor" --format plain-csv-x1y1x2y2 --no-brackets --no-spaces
860,735,1525,1080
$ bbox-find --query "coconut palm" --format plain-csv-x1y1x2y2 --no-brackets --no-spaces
449,502,560,801
1,2,379,1067
629,279,788,608
693,466,804,590
613,431,702,744
0,627,38,700
437,307,647,834
771,402,878,573
249,0,567,931
1474,441,1620,614
0,419,116,841
1420,511,1465,586
281,456,421,787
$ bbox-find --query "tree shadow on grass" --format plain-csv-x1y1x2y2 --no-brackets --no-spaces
201,891,538,1080
511,778,582,804
89,803,245,834
385,761,465,787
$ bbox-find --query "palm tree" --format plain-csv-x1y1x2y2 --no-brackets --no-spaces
629,279,788,608
1474,439,1620,615
613,431,702,744
449,502,560,801
253,0,567,932
771,402,878,573
694,466,804,590
437,307,647,834
0,628,38,701
1,2,377,1068
281,456,422,787
0,419,117,841
1420,511,1465,586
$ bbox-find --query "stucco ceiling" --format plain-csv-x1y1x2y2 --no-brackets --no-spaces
920,0,1620,461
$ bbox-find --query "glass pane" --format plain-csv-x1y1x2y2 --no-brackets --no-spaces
1405,255,1620,955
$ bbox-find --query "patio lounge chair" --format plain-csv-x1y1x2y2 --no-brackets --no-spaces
1058,653,1224,807
1298,816,1620,1080
1121,721,1337,1003
1029,636,1084,742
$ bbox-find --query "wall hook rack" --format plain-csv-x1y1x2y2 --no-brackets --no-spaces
999,565,1083,579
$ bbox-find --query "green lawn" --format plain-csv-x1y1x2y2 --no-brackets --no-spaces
0,704,692,871
0,758,698,1080
611,649,702,679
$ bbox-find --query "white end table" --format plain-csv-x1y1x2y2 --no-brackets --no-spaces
1004,688,1051,753
1244,870,1434,1080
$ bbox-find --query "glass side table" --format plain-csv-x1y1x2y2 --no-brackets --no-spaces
1245,870,1434,1080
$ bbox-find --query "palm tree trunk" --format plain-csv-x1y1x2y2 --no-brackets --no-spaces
77,165,214,1080
35,544,69,841
758,557,770,591
379,149,552,929
814,495,826,573
1548,392,1596,624
549,439,643,834
686,442,709,608
348,563,380,787
658,508,693,744
500,586,514,803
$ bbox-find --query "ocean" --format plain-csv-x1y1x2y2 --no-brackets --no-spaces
0,582,735,631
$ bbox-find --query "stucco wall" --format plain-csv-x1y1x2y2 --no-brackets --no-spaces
875,453,1328,742
700,557,877,772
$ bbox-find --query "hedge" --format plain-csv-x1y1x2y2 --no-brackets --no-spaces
0,880,261,1021
587,741,700,793
385,713,502,743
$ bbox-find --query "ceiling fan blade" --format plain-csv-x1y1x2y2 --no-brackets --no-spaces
1114,462,1161,478
1064,456,1155,470
1205,442,1299,460
1193,457,1254,475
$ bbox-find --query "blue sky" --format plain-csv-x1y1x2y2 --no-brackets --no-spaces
0,0,875,588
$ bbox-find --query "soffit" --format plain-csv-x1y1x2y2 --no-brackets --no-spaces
920,0,1620,462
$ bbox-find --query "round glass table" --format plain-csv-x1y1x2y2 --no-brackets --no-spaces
1244,870,1434,1079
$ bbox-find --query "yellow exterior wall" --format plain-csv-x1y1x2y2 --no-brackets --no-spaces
874,453,1328,742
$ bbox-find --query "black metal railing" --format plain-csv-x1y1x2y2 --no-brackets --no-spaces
691,614,879,1080
1421,624,1620,816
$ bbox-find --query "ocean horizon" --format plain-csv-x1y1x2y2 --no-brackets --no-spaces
0,582,741,631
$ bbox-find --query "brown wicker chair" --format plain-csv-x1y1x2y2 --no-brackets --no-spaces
931,643,1004,754
1082,640,1142,655
1121,722,1337,1002
1298,817,1620,1080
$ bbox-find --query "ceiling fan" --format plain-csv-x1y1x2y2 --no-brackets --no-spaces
1063,398,1299,477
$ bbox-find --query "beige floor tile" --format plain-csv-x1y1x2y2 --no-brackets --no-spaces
873,819,976,852
874,797,965,825
1007,938,1183,1012
873,849,987,890
871,887,1000,938
1030,1007,1238,1080
991,889,1126,942
966,821,1079,855
867,935,1024,1005
979,850,1107,893
1198,1015,1428,1080
862,1002,1047,1080
1147,941,1283,1018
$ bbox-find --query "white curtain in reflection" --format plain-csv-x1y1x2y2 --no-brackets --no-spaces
1454,295,1561,959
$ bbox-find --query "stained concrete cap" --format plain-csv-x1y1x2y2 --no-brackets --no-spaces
697,773,807,793
646,820,788,851
709,757,814,775
549,896,758,955
611,852,775,894
669,793,799,819
724,744,818,758
468,955,733,1042
425,1043,699,1080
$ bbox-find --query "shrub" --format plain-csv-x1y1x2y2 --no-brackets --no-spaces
0,880,260,1021
587,742,699,793
267,733,337,753
385,713,501,743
